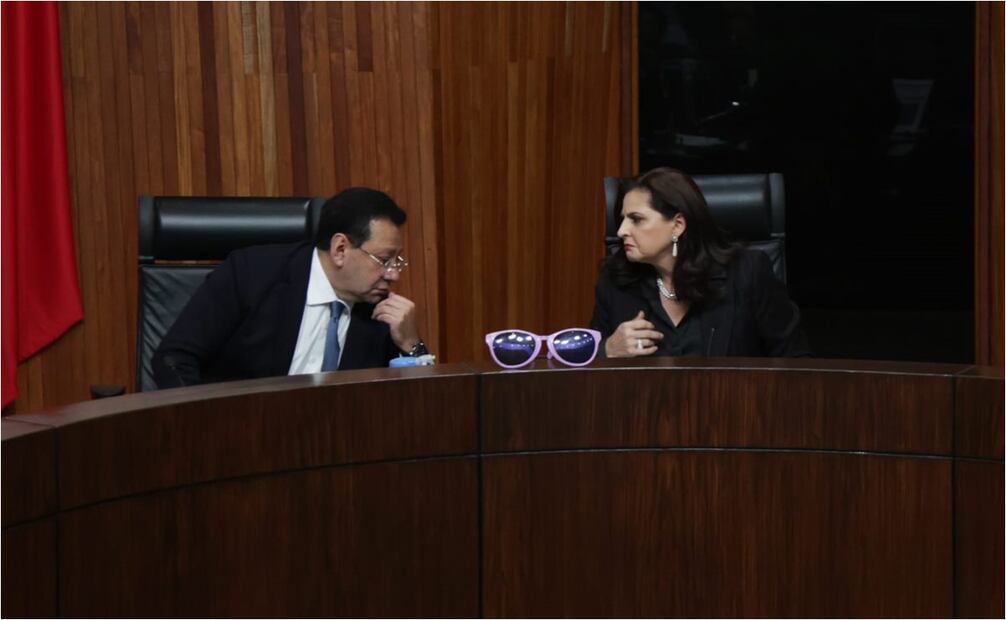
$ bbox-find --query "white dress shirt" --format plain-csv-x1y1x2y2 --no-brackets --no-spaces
288,250,352,374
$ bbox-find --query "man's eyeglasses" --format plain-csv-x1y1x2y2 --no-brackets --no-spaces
357,247,409,273
484,328,602,369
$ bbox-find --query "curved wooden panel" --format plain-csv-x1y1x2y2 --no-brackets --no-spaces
59,458,478,617
15,365,477,510
480,358,960,454
1,421,57,526
2,360,1002,617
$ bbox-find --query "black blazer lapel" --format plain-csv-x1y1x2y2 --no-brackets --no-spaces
698,266,734,356
272,245,314,374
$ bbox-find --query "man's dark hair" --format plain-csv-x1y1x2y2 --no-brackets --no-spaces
315,187,407,250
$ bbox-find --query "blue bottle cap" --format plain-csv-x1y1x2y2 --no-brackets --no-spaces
389,356,419,368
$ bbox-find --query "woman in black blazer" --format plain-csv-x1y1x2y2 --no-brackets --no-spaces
591,167,810,358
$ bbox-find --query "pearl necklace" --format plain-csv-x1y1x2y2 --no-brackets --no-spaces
656,277,677,301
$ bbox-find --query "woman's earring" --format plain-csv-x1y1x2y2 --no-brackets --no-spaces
671,235,679,258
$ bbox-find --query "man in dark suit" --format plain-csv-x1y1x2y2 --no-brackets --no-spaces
152,187,429,388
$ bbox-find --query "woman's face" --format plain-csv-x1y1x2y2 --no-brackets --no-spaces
617,188,685,265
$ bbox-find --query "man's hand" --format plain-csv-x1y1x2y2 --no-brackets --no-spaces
604,310,663,357
372,291,420,352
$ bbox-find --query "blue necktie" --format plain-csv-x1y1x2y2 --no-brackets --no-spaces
321,301,344,372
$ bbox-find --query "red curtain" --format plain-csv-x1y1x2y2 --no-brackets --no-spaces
1,2,83,407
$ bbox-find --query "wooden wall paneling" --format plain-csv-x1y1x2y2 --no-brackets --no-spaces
185,4,208,195
210,3,233,194
432,4,469,364
433,1,627,362
16,1,627,408
326,4,349,188
197,4,221,196
227,2,251,195
396,3,425,342
414,4,441,355
285,3,308,195
518,57,547,334
125,4,150,198
503,57,520,328
155,3,180,192
299,5,322,193
67,3,105,404
242,5,265,196
256,2,278,195
268,2,292,195
345,2,366,187
110,2,140,373
370,3,393,192
356,18,380,185
169,4,192,193
975,1,1005,367
139,2,164,194
310,3,334,192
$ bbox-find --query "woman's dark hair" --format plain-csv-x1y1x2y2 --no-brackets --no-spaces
602,167,736,304
315,187,407,250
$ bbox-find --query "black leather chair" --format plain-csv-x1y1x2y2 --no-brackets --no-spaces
132,195,326,393
603,173,787,282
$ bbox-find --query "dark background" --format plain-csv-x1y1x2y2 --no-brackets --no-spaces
638,2,975,363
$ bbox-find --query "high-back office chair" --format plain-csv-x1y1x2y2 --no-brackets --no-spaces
134,195,326,392
603,173,787,282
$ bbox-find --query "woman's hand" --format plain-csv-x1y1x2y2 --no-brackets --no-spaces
604,311,664,357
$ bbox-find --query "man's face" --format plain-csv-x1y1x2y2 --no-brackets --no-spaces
336,219,404,304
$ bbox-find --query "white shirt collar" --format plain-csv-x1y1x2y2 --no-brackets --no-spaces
306,249,352,310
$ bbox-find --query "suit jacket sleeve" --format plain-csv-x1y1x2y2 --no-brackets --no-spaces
589,275,616,357
152,253,246,388
748,250,811,357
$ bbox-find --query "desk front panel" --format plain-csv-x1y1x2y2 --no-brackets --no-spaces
484,450,952,618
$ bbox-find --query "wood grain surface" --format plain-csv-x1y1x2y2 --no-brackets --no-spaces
2,361,1002,617
955,459,1005,618
483,450,952,617
1,520,58,618
481,362,956,454
955,368,1005,459
1,421,57,526
19,366,477,510
13,1,632,412
59,458,479,617
975,1,1005,367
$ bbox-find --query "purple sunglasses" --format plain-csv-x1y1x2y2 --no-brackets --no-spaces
484,328,602,369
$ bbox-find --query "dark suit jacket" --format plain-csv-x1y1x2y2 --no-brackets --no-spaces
152,242,400,388
590,249,810,357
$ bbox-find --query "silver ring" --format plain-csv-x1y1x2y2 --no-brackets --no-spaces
636,338,643,351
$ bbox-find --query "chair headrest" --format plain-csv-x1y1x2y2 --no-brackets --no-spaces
138,196,325,262
604,173,784,244
692,174,780,241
